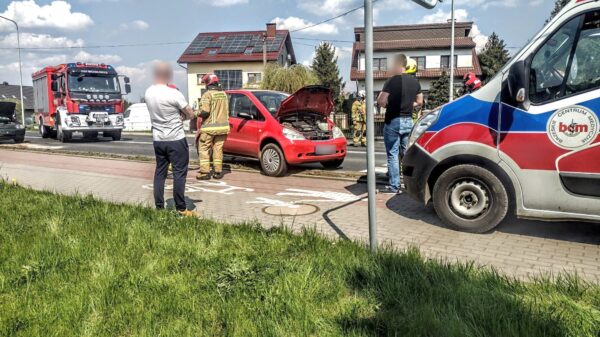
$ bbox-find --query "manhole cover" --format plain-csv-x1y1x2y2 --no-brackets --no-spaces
263,204,319,216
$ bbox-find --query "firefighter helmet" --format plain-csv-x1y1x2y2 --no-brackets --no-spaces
358,90,366,99
405,57,418,75
201,73,219,86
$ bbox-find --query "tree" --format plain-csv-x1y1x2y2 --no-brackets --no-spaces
548,0,570,22
261,64,319,93
478,32,510,81
427,72,453,109
311,42,345,112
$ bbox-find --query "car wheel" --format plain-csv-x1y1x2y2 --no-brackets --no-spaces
321,159,344,169
432,164,508,233
260,143,287,177
14,135,25,144
39,120,50,139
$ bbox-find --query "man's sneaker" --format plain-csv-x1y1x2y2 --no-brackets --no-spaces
196,173,211,181
177,210,199,218
213,171,224,180
379,186,401,195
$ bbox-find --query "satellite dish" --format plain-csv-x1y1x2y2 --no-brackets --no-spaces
412,0,438,9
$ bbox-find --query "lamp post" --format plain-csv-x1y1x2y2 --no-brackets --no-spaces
364,0,377,252
449,0,456,101
0,15,25,125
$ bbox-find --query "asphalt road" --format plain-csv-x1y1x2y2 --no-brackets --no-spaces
14,131,388,173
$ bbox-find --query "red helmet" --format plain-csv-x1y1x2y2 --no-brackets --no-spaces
201,73,219,86
463,72,482,92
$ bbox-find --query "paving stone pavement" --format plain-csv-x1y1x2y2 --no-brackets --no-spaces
1,149,599,282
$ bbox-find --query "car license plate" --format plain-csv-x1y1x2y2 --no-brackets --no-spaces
315,144,336,155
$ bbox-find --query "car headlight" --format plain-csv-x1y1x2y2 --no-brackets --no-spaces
116,115,124,125
332,126,345,139
408,108,441,147
15,124,24,130
282,127,305,140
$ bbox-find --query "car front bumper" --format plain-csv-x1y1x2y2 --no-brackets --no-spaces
282,137,347,165
402,144,438,205
0,127,26,139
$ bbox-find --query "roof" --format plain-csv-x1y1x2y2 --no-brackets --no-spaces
353,37,476,52
350,50,482,81
354,22,475,41
0,83,34,110
178,30,296,64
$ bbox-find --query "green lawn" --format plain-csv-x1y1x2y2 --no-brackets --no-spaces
0,183,599,337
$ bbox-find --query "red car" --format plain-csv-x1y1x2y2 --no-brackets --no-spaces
223,86,347,176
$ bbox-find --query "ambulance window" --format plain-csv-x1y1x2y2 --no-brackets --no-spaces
564,11,600,96
529,15,581,104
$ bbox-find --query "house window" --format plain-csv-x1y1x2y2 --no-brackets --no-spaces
415,56,426,70
440,55,458,69
247,72,262,84
214,69,243,90
374,58,387,71
196,73,207,85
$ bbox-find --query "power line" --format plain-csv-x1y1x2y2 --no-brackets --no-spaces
290,0,380,33
0,41,191,51
294,37,354,43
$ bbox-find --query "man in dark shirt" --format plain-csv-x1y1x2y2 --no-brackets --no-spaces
377,54,423,194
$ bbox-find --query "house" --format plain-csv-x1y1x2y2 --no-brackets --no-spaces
0,82,34,121
178,23,296,108
350,21,482,106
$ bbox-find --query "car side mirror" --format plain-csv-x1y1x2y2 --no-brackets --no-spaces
504,60,530,109
51,80,58,93
124,76,131,84
51,74,58,81
125,84,131,94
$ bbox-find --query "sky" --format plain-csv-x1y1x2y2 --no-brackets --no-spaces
0,0,557,101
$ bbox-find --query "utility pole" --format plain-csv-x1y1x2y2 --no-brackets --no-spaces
262,34,267,67
0,15,25,125
449,0,456,101
364,0,377,252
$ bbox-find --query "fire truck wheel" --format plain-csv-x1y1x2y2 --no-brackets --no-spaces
39,121,50,139
433,164,508,234
260,143,287,177
57,125,72,143
110,130,122,141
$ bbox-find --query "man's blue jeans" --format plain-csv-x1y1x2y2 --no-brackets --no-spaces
384,116,414,190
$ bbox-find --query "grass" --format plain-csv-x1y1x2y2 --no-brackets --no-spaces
0,183,599,337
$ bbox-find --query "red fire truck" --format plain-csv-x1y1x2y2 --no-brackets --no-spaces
32,63,131,142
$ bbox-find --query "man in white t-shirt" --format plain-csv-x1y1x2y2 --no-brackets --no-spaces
144,61,196,216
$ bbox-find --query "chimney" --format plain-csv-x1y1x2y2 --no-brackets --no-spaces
266,23,277,39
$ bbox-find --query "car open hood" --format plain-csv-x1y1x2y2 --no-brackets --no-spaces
276,85,333,118
0,102,16,119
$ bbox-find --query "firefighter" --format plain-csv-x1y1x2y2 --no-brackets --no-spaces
196,74,230,180
463,72,482,94
352,90,367,147
405,57,418,76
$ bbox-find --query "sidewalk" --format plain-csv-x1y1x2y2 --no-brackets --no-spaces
1,149,599,282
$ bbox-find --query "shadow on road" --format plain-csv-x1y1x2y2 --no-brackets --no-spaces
385,193,600,245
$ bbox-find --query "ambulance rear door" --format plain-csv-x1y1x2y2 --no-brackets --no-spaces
499,8,600,218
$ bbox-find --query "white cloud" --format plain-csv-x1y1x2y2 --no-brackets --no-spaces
119,20,149,31
0,32,84,49
0,1,94,31
74,50,122,64
195,0,248,7
299,0,411,17
419,8,488,52
453,0,543,9
271,16,338,35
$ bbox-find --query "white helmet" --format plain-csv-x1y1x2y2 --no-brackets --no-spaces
358,90,366,98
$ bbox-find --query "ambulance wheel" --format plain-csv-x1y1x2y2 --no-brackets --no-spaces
433,164,508,233
260,143,287,177
57,125,72,143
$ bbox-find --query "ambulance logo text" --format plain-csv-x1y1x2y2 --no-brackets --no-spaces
547,106,598,150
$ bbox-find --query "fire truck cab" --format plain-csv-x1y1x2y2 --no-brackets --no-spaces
403,0,600,233
32,63,131,142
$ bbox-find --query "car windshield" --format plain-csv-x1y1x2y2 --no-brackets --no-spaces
252,91,289,115
68,73,120,93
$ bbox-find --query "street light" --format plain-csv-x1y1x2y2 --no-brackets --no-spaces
0,15,25,125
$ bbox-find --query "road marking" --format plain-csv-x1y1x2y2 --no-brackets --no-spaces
248,197,301,208
347,150,386,155
276,188,363,203
142,180,254,195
